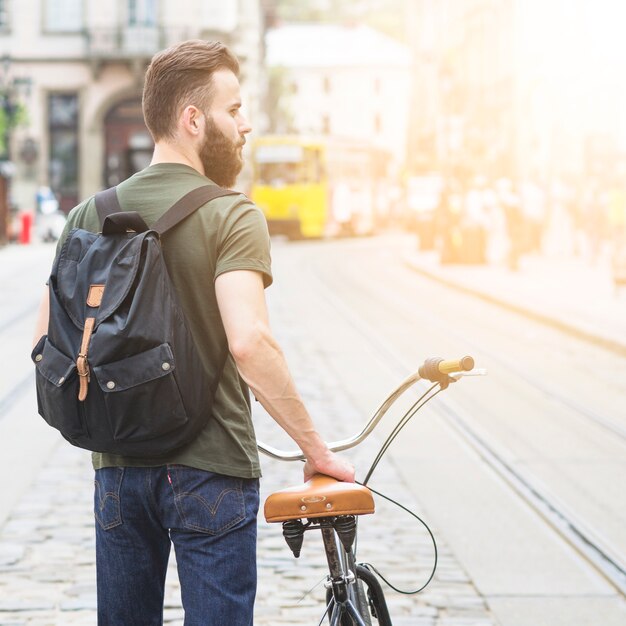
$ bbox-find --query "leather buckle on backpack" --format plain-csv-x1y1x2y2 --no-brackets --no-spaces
77,352,91,401
77,317,95,401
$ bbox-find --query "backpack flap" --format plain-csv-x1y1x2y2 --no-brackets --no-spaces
32,335,77,388
54,229,151,330
92,343,176,393
91,343,188,443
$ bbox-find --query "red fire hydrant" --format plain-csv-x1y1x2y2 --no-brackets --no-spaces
19,211,33,244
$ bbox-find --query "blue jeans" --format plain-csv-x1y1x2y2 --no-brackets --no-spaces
94,465,259,626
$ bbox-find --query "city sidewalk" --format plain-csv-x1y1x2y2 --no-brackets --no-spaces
403,248,626,356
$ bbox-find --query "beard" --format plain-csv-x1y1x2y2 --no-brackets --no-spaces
199,116,244,188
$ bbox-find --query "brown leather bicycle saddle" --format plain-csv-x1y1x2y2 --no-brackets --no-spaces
264,473,375,523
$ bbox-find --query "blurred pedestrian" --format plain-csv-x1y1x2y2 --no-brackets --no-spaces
497,178,523,270
520,178,546,253
461,175,489,263
439,178,464,263
577,182,605,262
32,40,354,625
607,180,626,244
607,180,626,290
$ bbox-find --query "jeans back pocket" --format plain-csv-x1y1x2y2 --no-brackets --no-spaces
94,467,124,530
168,466,245,536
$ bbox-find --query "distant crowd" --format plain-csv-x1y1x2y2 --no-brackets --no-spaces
415,175,626,275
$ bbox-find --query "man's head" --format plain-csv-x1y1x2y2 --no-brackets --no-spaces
143,40,251,186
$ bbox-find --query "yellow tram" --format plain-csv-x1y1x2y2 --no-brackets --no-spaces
250,135,387,239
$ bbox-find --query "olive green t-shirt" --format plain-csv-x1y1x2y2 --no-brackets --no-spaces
57,163,272,478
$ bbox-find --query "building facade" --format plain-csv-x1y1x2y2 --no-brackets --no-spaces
264,23,411,176
0,0,264,215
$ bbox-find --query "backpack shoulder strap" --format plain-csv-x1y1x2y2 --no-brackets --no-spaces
152,185,239,235
94,186,122,227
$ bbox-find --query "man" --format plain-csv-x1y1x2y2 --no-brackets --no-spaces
32,40,354,625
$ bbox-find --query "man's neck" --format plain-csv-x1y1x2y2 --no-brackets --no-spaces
150,142,205,176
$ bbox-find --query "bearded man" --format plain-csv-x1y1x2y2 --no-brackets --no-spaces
32,40,353,625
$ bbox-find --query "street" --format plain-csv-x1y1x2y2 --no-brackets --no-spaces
1,233,625,625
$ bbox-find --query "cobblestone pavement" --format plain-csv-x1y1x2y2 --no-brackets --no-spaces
0,265,500,626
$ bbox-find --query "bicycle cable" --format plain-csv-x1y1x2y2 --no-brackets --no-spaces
317,599,332,626
356,482,438,595
362,382,441,486
352,381,447,595
297,575,328,605
353,383,438,554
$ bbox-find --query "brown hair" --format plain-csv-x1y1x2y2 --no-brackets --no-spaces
142,40,239,141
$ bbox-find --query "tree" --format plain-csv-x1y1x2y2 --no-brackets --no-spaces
0,98,27,159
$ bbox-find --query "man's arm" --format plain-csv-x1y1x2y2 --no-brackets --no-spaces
32,287,49,348
215,269,355,483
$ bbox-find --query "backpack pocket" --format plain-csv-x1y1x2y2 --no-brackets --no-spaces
32,335,84,437
92,343,188,442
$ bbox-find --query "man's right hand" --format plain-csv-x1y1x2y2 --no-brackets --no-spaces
303,449,355,483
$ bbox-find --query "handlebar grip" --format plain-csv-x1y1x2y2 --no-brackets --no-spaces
438,356,474,374
418,356,475,382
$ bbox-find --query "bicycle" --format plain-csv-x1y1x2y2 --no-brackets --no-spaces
259,355,484,625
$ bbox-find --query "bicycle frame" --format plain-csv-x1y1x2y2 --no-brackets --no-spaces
315,516,393,625
321,523,368,626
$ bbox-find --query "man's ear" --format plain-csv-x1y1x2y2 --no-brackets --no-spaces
180,105,204,137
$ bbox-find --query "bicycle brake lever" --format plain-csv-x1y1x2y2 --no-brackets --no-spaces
448,368,488,380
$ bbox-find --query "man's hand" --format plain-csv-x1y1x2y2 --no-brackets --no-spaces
303,449,355,483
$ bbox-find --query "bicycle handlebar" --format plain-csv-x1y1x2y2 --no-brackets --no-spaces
418,355,474,381
257,356,483,462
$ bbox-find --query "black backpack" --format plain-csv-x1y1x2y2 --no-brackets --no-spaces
32,184,237,456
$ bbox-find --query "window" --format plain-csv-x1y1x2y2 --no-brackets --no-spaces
48,93,79,211
255,147,322,186
322,115,330,135
44,0,82,32
128,0,157,26
0,1,9,29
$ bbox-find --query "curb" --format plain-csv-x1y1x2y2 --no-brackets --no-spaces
403,256,626,359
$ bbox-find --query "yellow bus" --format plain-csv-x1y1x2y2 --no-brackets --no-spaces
250,135,388,239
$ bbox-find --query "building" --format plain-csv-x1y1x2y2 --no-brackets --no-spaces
264,23,411,176
406,0,626,182
0,0,264,216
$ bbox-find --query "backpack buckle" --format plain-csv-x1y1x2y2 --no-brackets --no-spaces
77,353,90,401
77,318,95,401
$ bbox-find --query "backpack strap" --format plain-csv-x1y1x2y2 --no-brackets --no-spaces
152,185,239,235
94,187,122,227
95,187,150,235
94,184,238,235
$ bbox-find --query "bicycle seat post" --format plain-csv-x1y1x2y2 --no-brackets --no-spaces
320,521,368,626
321,521,351,599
